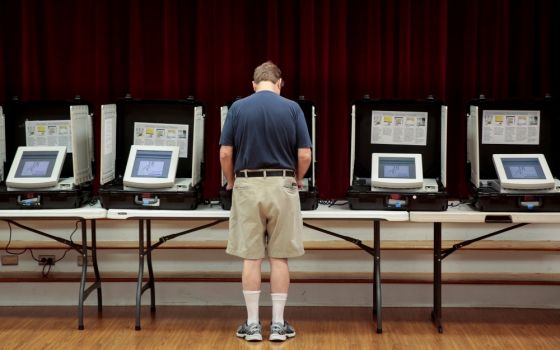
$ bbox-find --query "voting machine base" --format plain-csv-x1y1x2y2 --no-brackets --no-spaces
0,186,92,209
347,185,448,211
219,187,319,211
472,186,560,212
100,184,201,210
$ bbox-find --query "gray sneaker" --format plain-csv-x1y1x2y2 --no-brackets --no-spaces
236,322,262,341
269,321,296,341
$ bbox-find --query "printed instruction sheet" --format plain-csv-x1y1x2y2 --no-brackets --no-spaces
481,110,540,145
371,110,428,146
25,120,72,152
133,122,189,158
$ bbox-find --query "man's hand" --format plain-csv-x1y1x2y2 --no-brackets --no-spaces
296,148,312,187
220,145,235,190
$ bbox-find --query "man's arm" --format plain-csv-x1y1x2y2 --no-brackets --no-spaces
296,148,312,189
220,145,235,190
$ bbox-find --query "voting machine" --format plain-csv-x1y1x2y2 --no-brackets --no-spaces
467,97,560,211
347,97,448,211
98,97,204,210
0,99,94,209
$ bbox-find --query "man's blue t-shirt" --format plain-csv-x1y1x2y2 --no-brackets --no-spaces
219,90,312,172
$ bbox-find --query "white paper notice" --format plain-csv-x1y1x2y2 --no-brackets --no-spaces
104,120,113,156
133,122,189,158
371,110,428,146
481,110,540,145
25,120,73,152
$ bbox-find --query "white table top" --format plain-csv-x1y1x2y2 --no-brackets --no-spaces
409,203,560,224
107,204,409,221
107,205,229,220
301,204,408,221
0,203,107,220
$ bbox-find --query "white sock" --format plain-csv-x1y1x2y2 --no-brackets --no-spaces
271,293,288,324
243,290,261,325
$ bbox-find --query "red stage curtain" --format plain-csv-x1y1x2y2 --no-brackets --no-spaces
0,0,558,199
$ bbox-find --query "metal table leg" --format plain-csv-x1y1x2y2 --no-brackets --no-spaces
374,220,382,334
135,219,146,330
91,220,103,312
78,219,87,330
77,219,103,330
5,218,102,330
432,222,443,333
146,220,156,313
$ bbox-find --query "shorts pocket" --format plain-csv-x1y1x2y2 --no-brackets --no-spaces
233,184,250,191
281,179,298,195
233,178,251,191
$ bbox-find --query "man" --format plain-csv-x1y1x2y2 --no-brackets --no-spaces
219,61,312,342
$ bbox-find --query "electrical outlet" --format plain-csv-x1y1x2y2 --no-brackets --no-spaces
1,255,18,266
77,255,93,266
38,255,56,265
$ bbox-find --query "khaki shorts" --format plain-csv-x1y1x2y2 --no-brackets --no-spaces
226,175,305,259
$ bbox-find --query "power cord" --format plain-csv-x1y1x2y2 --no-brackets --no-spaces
67,220,80,246
86,197,100,206
3,221,29,256
448,199,474,208
3,220,78,277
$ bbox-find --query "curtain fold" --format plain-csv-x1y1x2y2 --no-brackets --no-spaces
0,0,557,199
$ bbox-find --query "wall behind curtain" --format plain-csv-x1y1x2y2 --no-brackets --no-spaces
0,0,558,199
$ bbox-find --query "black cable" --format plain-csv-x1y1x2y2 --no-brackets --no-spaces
318,199,349,207
51,220,80,268
3,221,28,256
448,199,474,208
55,247,71,264
3,220,79,276
42,261,53,278
86,197,99,206
68,220,80,245
29,249,41,263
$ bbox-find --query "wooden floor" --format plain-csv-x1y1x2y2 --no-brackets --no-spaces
0,306,559,349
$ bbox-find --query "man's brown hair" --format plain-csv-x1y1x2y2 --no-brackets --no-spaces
253,61,282,84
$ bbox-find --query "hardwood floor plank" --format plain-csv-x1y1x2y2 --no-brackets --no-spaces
0,306,559,349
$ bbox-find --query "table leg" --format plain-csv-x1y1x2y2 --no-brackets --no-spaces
78,219,87,330
91,220,103,312
374,220,382,334
135,219,145,330
432,222,443,333
146,220,156,312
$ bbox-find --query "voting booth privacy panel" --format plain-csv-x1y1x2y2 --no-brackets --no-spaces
467,98,560,211
98,98,205,210
218,97,319,210
347,98,448,211
0,99,94,209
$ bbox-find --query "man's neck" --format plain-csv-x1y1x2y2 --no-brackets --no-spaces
253,81,280,94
